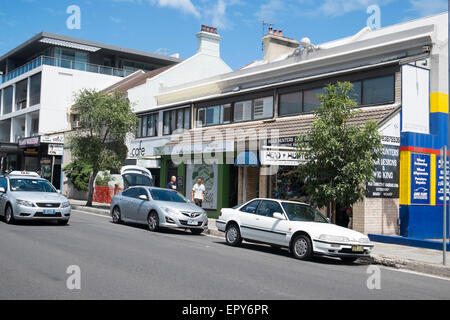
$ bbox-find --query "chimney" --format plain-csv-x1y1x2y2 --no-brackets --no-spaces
196,25,222,57
262,28,299,63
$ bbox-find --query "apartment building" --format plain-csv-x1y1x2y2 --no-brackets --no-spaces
0,32,180,188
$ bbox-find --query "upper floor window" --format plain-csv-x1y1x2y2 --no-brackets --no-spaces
197,104,231,127
163,107,190,135
362,75,394,105
2,86,13,115
279,91,302,116
137,113,158,138
29,73,41,106
234,97,273,122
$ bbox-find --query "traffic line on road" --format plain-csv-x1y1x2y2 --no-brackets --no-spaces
72,209,110,219
380,266,450,281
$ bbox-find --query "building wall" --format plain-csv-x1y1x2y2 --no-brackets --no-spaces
353,198,399,235
40,65,121,134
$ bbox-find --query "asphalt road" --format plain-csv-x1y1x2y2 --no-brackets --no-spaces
0,209,449,300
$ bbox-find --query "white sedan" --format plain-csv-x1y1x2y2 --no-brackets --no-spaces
216,198,373,262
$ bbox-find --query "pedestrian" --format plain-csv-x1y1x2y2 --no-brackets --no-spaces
191,177,206,208
167,176,177,191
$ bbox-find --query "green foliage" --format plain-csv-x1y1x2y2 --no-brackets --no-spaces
63,160,93,191
296,82,383,209
68,89,138,204
95,171,113,187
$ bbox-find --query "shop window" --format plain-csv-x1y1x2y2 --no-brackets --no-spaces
362,75,394,105
303,88,325,113
29,73,41,106
253,96,273,120
279,91,302,116
234,100,252,122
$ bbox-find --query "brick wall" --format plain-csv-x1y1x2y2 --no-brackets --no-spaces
353,197,399,235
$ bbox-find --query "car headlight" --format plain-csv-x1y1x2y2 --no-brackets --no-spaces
16,199,35,207
359,237,370,244
319,234,350,243
61,201,71,208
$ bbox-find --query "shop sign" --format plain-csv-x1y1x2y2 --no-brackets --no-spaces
260,148,305,166
436,155,450,204
48,144,64,156
24,148,39,155
410,153,431,204
41,134,64,144
19,137,40,148
266,136,301,148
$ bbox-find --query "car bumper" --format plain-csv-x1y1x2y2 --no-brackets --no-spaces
216,220,226,232
159,215,209,230
312,239,373,258
13,205,71,220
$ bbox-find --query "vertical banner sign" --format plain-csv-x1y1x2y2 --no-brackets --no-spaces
410,153,431,204
436,155,450,205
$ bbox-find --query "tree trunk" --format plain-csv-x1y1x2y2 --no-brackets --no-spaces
86,169,98,207
330,201,337,224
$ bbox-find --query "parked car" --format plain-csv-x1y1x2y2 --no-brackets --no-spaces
0,172,71,225
216,198,373,262
110,186,208,234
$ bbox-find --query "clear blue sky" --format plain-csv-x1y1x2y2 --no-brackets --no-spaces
0,0,447,70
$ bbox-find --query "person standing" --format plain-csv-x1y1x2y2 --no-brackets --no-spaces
191,177,206,208
167,176,177,191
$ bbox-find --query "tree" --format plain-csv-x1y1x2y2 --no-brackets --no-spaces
68,89,137,207
63,159,93,191
296,82,382,221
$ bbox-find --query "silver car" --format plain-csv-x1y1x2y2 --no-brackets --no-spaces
0,173,71,225
110,186,208,234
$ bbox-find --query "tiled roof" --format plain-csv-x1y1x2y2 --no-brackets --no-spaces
165,104,399,146
102,65,176,94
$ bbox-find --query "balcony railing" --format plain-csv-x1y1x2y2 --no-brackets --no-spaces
0,56,134,85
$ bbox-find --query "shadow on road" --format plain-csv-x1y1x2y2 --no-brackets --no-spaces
108,220,206,236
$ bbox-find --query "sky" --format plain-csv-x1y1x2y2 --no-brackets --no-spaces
0,0,448,70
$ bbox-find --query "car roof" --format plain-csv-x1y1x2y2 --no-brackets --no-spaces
249,198,310,206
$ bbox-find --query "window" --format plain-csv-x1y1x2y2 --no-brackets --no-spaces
136,188,149,200
0,177,7,190
150,189,187,203
256,200,283,218
15,79,28,111
349,81,362,105
279,91,302,116
197,104,231,127
281,203,328,223
2,86,13,115
137,113,158,138
234,100,252,122
253,97,273,120
9,179,57,193
122,188,138,198
163,107,190,135
123,174,154,188
303,88,325,113
240,200,261,214
362,75,394,105
29,73,41,106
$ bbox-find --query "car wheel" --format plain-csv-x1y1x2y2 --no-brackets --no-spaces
225,224,242,247
190,228,203,235
57,220,69,226
147,211,159,232
112,206,122,224
291,235,312,260
4,205,14,225
340,257,358,264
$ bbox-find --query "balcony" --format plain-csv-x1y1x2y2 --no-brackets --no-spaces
0,56,135,85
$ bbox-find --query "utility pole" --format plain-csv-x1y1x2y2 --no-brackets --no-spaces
260,20,273,51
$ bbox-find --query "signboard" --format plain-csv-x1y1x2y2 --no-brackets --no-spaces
367,114,400,198
266,136,300,148
410,153,431,204
402,64,430,134
48,144,64,156
41,134,64,144
186,164,218,210
260,149,305,166
436,155,450,204
19,137,40,148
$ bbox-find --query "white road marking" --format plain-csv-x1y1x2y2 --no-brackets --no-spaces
72,209,110,219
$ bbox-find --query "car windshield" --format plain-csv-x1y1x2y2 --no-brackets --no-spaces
150,189,187,203
281,202,329,223
9,179,57,193
123,173,154,188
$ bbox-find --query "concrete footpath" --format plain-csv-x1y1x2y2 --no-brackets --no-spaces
69,199,450,279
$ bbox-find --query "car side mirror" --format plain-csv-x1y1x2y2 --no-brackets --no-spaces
139,195,148,201
273,212,286,220
0,187,5,193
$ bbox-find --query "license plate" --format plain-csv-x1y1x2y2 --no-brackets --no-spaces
352,245,364,252
187,219,197,226
43,209,56,215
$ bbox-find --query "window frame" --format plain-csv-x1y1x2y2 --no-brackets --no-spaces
162,106,191,136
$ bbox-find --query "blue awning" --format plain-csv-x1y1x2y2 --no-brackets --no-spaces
235,151,259,166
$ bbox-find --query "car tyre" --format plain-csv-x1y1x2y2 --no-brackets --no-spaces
225,224,242,247
148,211,159,232
57,220,69,226
340,257,358,264
4,205,15,225
291,235,312,260
112,206,122,224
